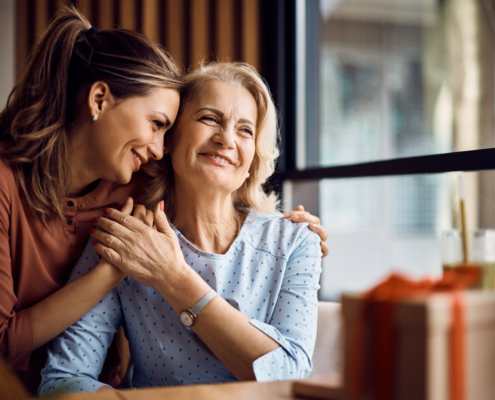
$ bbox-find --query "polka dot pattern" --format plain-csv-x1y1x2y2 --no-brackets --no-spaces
39,210,322,396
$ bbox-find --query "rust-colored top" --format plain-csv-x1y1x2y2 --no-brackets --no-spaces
0,158,139,393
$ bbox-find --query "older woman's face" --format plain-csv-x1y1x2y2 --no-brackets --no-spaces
166,80,257,193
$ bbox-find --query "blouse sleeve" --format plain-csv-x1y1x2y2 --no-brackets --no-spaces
249,227,322,381
39,238,124,396
0,168,33,370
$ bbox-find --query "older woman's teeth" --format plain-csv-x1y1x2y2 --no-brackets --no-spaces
210,154,230,164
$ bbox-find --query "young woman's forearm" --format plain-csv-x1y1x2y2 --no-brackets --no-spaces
29,260,124,350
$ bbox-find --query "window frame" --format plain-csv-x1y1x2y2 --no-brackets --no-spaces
260,0,495,188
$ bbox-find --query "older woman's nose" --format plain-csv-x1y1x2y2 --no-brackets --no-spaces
215,124,236,148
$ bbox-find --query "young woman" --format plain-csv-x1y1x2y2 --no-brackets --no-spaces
0,7,327,394
40,62,322,395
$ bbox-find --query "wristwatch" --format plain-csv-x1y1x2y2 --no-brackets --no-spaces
179,289,217,327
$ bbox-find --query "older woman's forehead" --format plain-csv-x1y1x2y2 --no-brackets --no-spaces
190,81,257,119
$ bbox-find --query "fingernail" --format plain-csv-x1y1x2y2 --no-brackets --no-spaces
127,197,133,204
92,240,99,246
103,208,111,215
283,213,289,218
90,228,95,235
293,214,299,220
93,217,99,223
160,200,164,211
311,223,319,228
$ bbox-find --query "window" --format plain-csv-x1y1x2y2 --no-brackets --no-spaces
261,0,495,300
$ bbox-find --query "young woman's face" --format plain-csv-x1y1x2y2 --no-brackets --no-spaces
166,81,257,194
86,87,180,185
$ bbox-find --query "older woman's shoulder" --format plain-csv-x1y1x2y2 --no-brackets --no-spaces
242,210,321,260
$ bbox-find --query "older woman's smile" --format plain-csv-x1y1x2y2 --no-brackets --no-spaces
201,152,235,166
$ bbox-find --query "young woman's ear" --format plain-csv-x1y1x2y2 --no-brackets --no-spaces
87,81,114,120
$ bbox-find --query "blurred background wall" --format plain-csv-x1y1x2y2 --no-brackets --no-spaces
0,0,14,109
13,0,260,79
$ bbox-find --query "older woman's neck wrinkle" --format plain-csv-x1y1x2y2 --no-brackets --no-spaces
173,183,240,254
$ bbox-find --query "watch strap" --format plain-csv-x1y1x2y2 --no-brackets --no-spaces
189,289,217,316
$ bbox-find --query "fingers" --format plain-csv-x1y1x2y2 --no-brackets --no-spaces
90,224,125,252
320,241,329,258
145,209,154,227
153,200,172,234
92,240,124,270
133,204,154,227
283,210,321,225
102,208,139,231
93,214,132,241
309,223,328,242
296,205,305,211
120,197,133,215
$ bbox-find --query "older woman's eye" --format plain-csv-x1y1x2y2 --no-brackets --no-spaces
240,127,254,136
200,115,218,123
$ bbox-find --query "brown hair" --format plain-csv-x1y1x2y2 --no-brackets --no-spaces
0,6,183,228
141,62,280,221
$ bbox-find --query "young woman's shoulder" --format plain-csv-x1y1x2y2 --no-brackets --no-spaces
0,157,17,200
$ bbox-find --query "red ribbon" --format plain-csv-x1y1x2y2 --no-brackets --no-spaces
348,266,480,400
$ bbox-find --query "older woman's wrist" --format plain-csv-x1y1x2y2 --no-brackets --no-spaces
155,264,211,314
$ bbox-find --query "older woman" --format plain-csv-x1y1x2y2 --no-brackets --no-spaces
39,63,322,395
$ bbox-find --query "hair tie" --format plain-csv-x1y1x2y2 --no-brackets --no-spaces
86,26,98,35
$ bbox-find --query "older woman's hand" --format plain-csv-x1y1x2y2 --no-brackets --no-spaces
283,205,329,258
90,201,189,292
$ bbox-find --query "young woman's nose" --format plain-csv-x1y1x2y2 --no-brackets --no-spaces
147,134,164,160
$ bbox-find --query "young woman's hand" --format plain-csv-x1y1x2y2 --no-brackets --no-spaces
95,197,135,285
90,201,189,293
283,205,329,258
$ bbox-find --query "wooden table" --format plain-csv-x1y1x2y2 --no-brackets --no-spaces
57,380,297,400
56,373,342,400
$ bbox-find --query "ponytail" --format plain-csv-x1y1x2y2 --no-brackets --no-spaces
0,6,183,229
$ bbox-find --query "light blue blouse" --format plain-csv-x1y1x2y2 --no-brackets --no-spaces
39,210,322,396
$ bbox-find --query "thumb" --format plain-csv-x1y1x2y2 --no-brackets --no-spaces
120,197,134,215
296,205,305,211
153,200,171,233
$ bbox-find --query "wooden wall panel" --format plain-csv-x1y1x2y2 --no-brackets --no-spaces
97,0,114,30
55,0,71,12
215,0,234,61
165,0,187,69
242,0,259,71
15,0,29,79
34,0,50,40
77,0,93,22
119,0,136,30
142,0,159,41
15,0,262,79
190,0,210,67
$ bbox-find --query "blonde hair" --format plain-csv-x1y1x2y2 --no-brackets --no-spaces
141,62,281,219
0,6,183,229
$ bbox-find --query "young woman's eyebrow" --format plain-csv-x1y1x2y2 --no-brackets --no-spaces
155,111,171,127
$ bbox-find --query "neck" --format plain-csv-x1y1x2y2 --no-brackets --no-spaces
67,126,100,198
172,180,241,254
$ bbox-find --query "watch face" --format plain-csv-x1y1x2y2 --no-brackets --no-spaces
180,311,194,327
